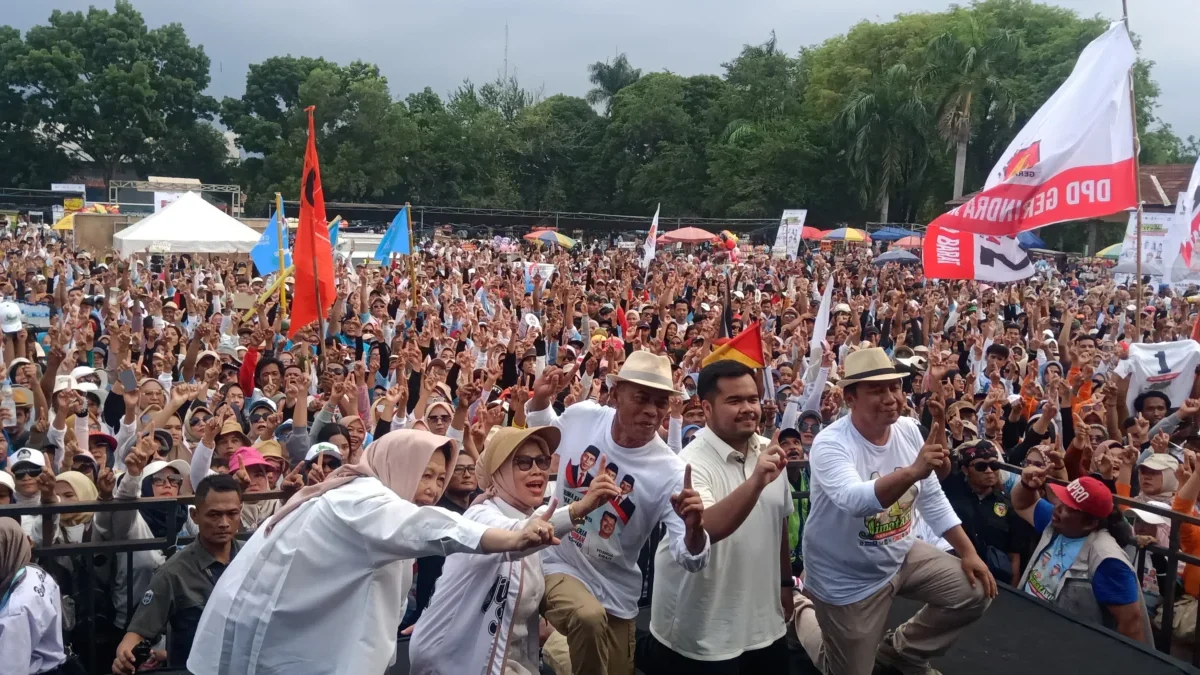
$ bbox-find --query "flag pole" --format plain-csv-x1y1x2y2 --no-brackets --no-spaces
1123,0,1145,340
406,202,417,295
275,192,288,315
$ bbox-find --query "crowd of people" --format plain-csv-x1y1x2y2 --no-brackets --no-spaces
0,219,1198,675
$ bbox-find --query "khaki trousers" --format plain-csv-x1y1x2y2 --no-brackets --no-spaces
541,573,636,675
793,540,991,675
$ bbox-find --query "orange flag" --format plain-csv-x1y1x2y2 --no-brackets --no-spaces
289,106,336,338
702,320,765,369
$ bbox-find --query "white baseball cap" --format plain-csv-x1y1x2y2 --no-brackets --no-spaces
9,447,46,469
305,442,344,463
0,470,14,493
0,301,21,333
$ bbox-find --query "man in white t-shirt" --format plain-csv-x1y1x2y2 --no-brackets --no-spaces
794,348,996,675
527,351,709,675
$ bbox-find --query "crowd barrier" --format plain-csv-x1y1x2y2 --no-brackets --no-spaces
3,462,1197,673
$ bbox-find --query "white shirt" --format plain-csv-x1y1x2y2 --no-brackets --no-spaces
187,477,490,675
0,565,65,675
650,428,792,661
1118,340,1200,413
526,401,710,619
802,415,961,605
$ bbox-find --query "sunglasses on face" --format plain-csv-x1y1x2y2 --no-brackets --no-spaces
799,421,821,433
249,412,271,423
13,467,42,479
189,415,212,427
327,367,346,376
427,414,451,424
151,475,184,487
970,461,1001,473
513,455,553,471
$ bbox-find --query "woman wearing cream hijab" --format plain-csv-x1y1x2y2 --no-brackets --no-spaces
54,470,98,544
409,426,621,675
188,429,559,675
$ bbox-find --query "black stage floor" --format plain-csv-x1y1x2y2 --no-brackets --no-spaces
383,586,1199,674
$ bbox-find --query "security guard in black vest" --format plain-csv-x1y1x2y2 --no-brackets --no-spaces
112,474,243,674
941,440,1024,584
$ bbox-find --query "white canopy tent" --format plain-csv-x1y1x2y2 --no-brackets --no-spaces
114,191,261,256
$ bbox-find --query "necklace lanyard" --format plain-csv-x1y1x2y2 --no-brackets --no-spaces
0,567,26,610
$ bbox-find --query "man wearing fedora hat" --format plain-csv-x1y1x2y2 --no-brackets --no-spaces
795,347,996,675
527,350,709,675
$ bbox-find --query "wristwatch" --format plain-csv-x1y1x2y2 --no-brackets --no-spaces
781,576,796,589
567,502,586,526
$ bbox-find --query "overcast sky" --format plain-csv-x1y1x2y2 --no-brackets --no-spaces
8,0,1199,139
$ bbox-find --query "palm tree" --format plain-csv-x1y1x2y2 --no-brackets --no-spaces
586,54,642,115
924,18,1020,199
837,63,932,223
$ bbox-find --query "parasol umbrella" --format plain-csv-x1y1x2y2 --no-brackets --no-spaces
822,227,871,243
1096,243,1121,260
52,213,75,231
800,226,826,240
657,226,719,244
893,235,922,249
873,249,920,266
524,230,576,248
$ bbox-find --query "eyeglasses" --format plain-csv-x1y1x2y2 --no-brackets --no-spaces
799,421,821,433
151,475,184,487
249,412,272,423
189,415,212,427
327,367,346,376
453,465,477,476
970,461,1001,473
513,455,553,472
427,414,451,424
13,467,42,479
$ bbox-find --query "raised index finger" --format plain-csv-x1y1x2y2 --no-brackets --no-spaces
683,464,692,490
539,498,558,521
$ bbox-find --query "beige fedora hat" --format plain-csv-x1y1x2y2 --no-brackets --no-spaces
838,347,907,387
608,351,681,395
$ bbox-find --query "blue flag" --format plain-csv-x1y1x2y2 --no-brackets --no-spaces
374,206,410,263
329,217,340,249
252,210,291,275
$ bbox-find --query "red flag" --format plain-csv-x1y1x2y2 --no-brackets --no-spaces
289,106,336,338
702,321,765,369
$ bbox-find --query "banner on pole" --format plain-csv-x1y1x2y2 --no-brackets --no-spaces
772,209,807,260
925,22,1137,236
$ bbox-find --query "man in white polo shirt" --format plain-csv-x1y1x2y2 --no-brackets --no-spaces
643,359,791,673
796,347,996,675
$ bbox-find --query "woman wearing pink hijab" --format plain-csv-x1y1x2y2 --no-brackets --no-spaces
187,429,557,675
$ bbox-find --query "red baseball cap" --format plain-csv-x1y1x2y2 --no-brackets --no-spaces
1049,476,1113,519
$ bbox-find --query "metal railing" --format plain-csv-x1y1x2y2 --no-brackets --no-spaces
1,490,286,675
996,461,1200,665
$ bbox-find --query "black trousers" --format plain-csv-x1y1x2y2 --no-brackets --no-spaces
636,633,790,674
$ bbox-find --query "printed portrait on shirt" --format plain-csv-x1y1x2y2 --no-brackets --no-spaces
858,469,917,547
561,446,637,563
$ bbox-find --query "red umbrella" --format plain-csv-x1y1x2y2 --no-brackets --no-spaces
894,235,923,249
801,226,826,240
657,226,719,244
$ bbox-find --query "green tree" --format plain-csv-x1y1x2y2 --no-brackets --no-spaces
836,63,933,222
923,15,1020,198
4,1,217,186
586,54,642,115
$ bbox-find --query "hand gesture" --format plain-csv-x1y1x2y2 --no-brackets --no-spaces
513,499,561,549
670,465,704,530
531,366,570,404
578,456,622,513
1020,463,1048,491
38,464,57,502
97,467,116,500
282,462,306,494
753,430,788,488
306,461,328,486
200,414,221,448
1151,431,1170,455
911,422,948,478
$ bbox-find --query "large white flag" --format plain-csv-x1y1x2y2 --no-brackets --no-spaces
642,204,659,269
922,225,1034,282
928,22,1137,236
804,275,834,382
1178,159,1200,267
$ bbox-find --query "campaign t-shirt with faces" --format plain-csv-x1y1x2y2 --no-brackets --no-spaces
527,401,698,619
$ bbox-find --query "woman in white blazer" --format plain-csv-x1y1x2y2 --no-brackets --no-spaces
410,425,621,675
